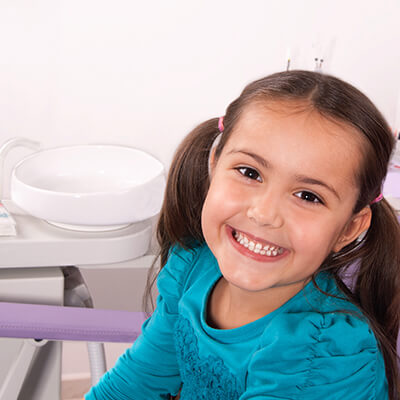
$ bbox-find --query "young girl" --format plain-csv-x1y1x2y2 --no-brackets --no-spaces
85,70,400,399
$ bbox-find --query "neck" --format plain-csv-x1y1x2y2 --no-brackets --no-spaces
208,277,308,330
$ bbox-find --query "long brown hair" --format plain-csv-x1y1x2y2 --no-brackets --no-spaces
144,70,400,398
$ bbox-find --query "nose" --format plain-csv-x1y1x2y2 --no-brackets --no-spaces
246,190,284,228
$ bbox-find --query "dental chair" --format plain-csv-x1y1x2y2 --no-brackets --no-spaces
0,265,149,400
0,300,148,399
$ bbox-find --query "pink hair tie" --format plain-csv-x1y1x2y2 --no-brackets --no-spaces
218,116,224,133
371,193,383,204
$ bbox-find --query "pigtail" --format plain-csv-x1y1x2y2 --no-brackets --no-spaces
354,200,400,397
157,118,220,263
143,118,220,311
356,199,400,345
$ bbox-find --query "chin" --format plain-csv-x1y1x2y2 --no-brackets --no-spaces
226,274,278,293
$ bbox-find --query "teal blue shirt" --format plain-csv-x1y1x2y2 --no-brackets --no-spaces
85,243,388,399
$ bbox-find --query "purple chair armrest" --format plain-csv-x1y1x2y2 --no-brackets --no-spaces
0,302,148,343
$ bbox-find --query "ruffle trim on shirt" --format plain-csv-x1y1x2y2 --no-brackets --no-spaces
301,312,379,398
243,311,382,399
174,316,242,399
157,244,203,314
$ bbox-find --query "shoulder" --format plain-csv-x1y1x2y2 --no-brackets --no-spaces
262,273,379,354
244,311,387,399
262,309,378,357
157,242,214,300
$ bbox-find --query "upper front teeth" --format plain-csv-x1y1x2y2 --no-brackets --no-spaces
234,231,283,256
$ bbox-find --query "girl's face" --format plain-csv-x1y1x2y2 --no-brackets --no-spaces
201,101,371,299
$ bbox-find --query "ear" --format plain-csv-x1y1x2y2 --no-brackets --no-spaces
332,206,372,252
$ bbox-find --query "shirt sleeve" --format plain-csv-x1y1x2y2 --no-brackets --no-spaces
84,244,199,400
240,311,388,400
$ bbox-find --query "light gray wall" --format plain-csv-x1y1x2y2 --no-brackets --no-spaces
80,256,158,312
1,1,400,176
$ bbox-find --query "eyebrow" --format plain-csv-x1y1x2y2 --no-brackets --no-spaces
226,149,341,200
227,149,269,168
293,174,341,200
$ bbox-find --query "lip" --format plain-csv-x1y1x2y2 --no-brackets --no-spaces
226,225,289,262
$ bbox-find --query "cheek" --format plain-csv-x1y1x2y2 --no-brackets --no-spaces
203,177,242,217
201,177,241,240
201,185,220,241
289,216,342,255
201,194,212,238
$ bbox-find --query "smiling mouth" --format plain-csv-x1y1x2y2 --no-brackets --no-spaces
231,228,285,257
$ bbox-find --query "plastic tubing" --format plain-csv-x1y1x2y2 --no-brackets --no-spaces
62,267,107,386
87,342,107,385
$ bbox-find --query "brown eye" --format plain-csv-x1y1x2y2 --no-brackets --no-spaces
236,167,262,182
295,191,323,205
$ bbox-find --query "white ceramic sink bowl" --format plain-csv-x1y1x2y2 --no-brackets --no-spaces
10,145,166,231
